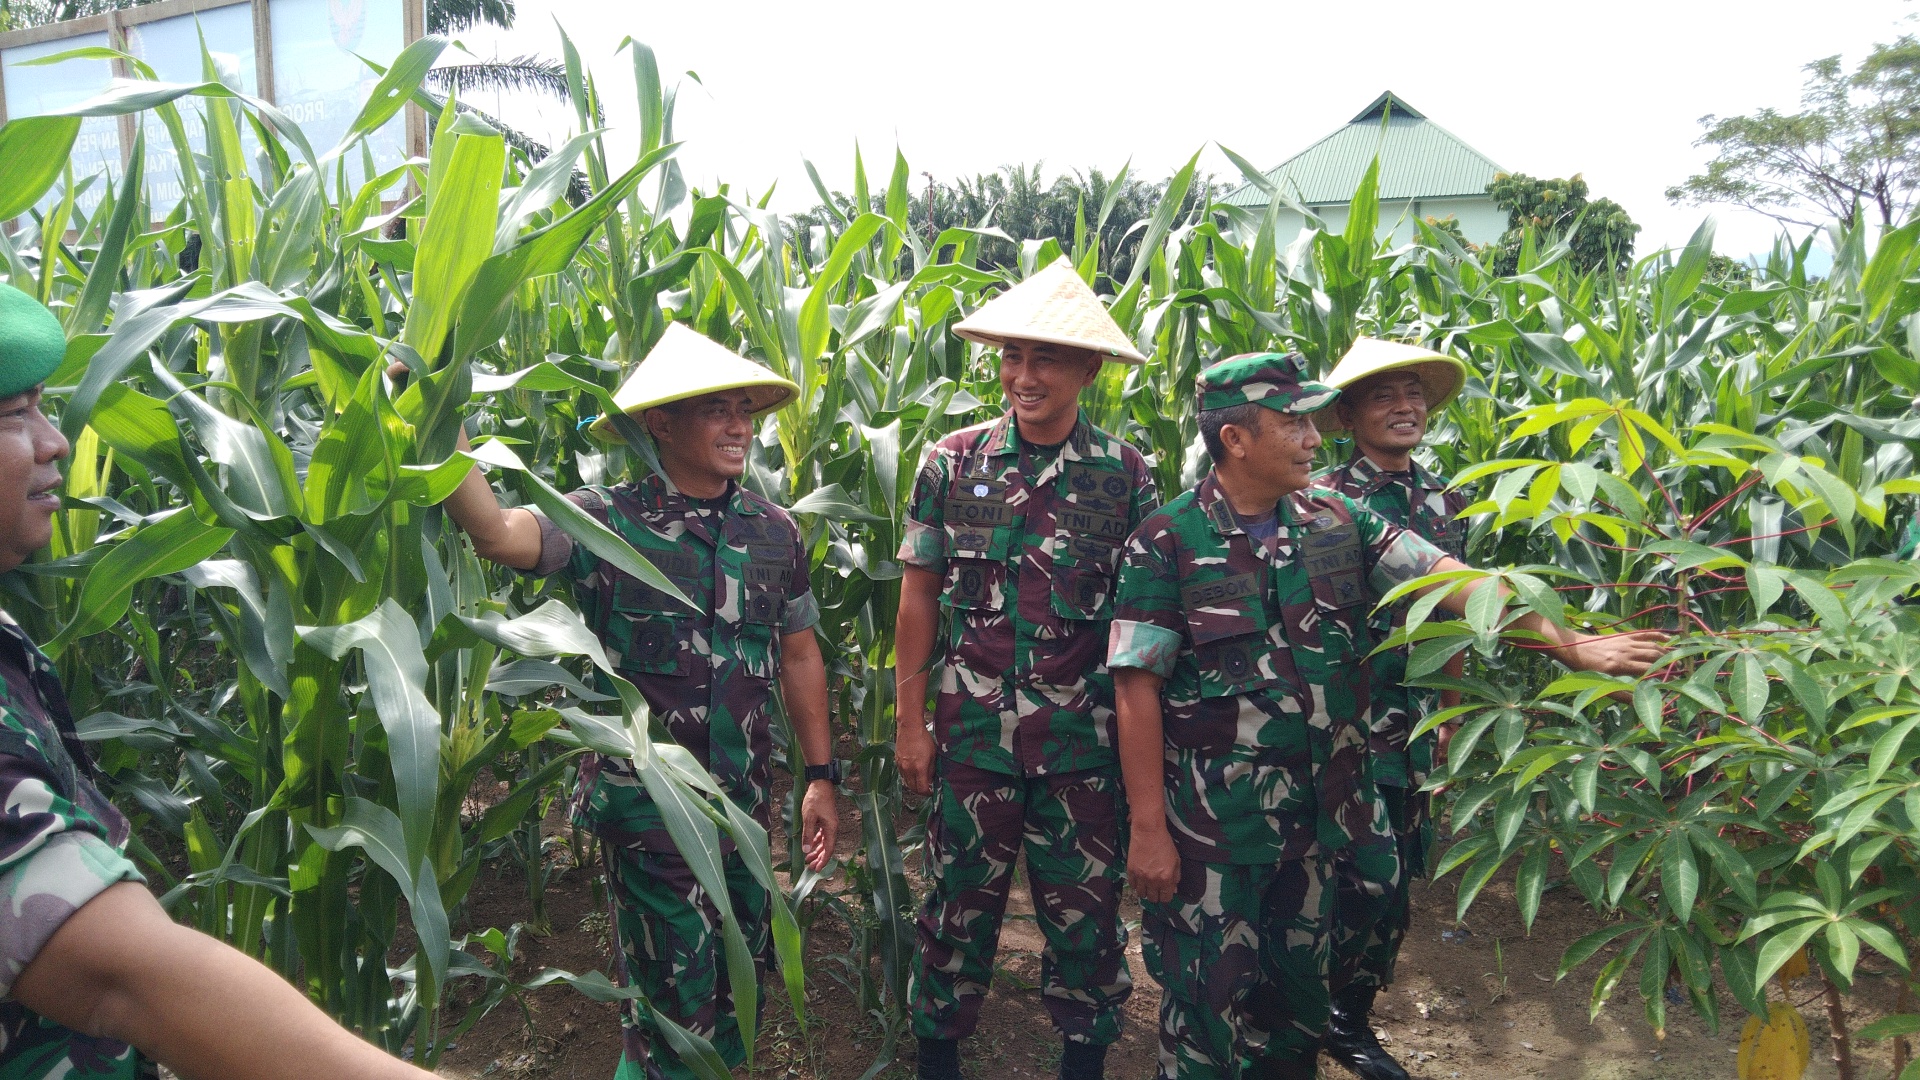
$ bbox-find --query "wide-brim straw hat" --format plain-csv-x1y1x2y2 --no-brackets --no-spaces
588,323,800,443
952,260,1148,364
1314,337,1470,432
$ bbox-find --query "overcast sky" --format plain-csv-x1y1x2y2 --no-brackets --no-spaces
451,0,1915,258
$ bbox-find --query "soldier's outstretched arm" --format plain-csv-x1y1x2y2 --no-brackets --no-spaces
388,362,543,570
442,427,545,570
1418,556,1671,677
780,627,840,872
1115,667,1179,904
892,566,942,797
14,881,438,1080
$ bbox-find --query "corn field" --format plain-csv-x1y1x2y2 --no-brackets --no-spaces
4,27,1920,1079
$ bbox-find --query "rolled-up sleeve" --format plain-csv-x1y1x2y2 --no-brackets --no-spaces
525,489,608,580
782,521,820,634
1368,526,1448,595
1108,524,1185,678
896,451,950,573
0,759,141,997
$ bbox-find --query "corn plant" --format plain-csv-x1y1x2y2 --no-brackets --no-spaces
7,20,1920,1079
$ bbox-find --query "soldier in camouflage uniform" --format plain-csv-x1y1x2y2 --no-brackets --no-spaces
434,324,841,1080
1311,340,1473,1080
1110,353,1669,1080
0,284,438,1080
894,261,1153,1080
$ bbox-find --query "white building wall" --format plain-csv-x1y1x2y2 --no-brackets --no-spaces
1253,195,1506,250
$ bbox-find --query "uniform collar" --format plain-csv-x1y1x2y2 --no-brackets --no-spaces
978,410,1094,459
1345,451,1446,493
634,471,762,516
1200,472,1321,539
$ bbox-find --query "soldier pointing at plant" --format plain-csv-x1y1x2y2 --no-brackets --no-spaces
1108,352,1668,1080
894,260,1155,1080
1312,339,1474,1080
0,285,442,1080
423,324,840,1080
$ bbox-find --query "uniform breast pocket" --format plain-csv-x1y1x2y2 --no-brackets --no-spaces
733,615,779,680
1300,523,1369,611
1050,557,1115,621
611,577,695,676
615,613,692,676
943,556,1008,612
1184,572,1277,698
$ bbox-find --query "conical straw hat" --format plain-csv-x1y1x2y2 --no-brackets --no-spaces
589,323,800,443
1314,337,1469,432
952,260,1148,364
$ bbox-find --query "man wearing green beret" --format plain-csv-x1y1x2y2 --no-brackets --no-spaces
0,283,442,1080
1109,352,1668,1080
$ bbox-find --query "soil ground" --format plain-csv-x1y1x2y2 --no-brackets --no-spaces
435,792,1907,1080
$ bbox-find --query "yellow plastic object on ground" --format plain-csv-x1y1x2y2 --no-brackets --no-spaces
1737,1002,1812,1080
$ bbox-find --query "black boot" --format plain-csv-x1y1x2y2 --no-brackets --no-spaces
1324,985,1409,1080
1059,1039,1107,1080
918,1037,963,1080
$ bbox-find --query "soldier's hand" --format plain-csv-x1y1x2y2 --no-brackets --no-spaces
801,780,838,872
895,719,935,797
1555,629,1671,676
1128,826,1181,905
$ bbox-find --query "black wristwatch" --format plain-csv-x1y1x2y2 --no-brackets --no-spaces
804,760,843,784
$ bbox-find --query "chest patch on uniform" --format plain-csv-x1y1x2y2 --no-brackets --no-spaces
1064,462,1131,504
1055,504,1129,542
946,478,1012,527
1067,535,1117,562
630,619,677,664
1301,523,1366,608
744,544,793,588
952,562,993,604
646,550,700,579
1182,572,1260,609
951,527,997,553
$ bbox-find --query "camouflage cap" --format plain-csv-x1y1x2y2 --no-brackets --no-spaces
0,284,64,399
1197,351,1339,415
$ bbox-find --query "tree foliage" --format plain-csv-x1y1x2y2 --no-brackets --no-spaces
1485,172,1640,275
794,162,1207,282
1668,36,1920,229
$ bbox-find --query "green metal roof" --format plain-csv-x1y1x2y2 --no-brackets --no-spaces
1222,92,1506,208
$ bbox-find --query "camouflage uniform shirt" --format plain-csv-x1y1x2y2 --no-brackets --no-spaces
899,412,1157,777
0,616,150,1080
1106,475,1448,864
533,474,819,850
1312,453,1469,788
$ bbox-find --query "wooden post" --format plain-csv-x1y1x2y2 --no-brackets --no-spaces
252,0,274,104
402,0,424,160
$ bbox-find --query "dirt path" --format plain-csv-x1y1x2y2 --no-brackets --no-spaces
436,802,1905,1080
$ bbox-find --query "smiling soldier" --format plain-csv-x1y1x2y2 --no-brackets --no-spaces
427,323,840,1080
0,285,445,1080
1109,352,1668,1080
1311,339,1472,1080
894,260,1155,1080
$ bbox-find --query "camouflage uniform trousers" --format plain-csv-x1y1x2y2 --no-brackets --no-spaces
910,758,1133,1045
1331,784,1431,992
1143,838,1399,1080
602,842,771,1080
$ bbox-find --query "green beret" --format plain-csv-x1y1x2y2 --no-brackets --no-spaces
1198,351,1339,415
0,284,64,399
